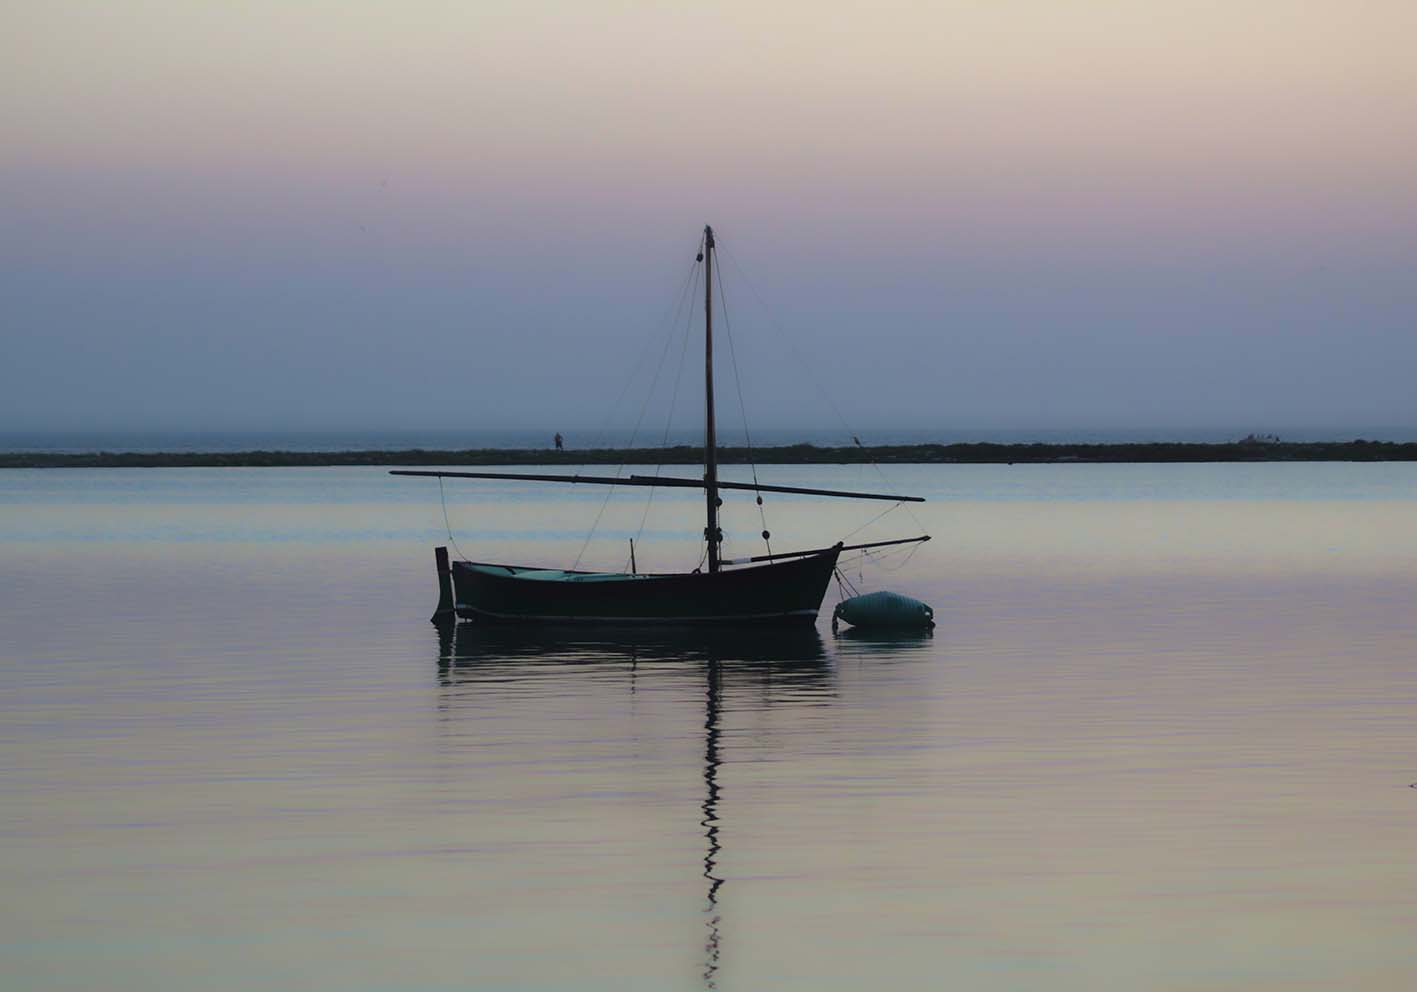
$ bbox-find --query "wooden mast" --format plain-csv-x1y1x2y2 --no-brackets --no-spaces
703,225,722,573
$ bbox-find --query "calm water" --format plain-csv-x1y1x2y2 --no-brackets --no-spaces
3,464,1416,990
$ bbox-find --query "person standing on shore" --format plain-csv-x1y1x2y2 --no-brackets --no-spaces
554,433,564,452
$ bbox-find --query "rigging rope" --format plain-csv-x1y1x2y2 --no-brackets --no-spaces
874,538,927,572
718,244,930,539
833,566,860,601
574,246,702,570
568,232,927,576
831,533,927,582
631,252,702,560
839,500,903,543
438,476,471,562
714,251,772,556
577,256,699,458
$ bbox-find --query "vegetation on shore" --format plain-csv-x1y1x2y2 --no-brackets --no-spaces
3,439,1415,469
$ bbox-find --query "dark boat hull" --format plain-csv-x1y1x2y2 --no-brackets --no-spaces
451,548,840,625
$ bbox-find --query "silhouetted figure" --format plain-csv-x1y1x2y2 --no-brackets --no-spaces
554,432,564,452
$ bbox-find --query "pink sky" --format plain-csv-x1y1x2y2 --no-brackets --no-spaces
4,1,1416,432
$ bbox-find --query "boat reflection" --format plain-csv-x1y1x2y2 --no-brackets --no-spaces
433,619,832,989
831,624,936,656
437,620,832,694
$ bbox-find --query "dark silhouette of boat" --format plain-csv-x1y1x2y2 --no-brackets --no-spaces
396,226,926,626
447,549,839,625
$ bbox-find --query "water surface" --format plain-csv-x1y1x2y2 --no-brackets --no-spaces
3,464,1415,989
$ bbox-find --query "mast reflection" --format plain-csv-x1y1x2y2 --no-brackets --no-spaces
702,654,723,989
434,620,832,988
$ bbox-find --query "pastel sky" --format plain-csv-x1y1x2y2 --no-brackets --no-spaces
4,1,1415,435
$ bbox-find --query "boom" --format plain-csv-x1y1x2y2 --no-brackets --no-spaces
388,469,925,503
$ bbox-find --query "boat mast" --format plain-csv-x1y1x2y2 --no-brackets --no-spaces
703,225,722,573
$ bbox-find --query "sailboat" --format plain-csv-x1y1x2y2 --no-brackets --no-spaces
395,226,927,626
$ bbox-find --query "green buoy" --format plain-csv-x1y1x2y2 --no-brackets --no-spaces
832,591,934,629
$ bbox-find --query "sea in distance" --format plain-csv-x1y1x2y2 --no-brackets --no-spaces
3,461,1416,989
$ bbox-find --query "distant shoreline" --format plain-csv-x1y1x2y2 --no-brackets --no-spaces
4,440,1416,468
